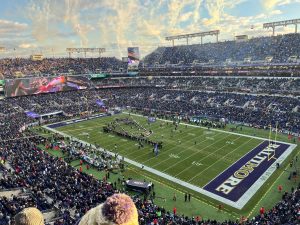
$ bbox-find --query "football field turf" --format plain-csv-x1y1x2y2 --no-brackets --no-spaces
44,112,296,211
55,113,261,187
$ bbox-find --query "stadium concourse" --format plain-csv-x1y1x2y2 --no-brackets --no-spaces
0,34,299,224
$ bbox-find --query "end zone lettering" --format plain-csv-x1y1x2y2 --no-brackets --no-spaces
215,144,279,195
204,141,291,202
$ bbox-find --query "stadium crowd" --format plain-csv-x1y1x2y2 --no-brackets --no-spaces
0,57,126,78
144,33,300,65
1,85,299,134
0,33,300,80
93,76,300,95
0,31,299,224
0,95,299,224
0,73,299,224
0,86,299,222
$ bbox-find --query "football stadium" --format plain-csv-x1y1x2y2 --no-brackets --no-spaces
0,1,300,225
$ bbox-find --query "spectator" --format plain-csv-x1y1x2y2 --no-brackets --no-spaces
77,194,138,225
14,207,44,225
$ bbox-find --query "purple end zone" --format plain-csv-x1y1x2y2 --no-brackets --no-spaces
203,141,290,202
47,113,110,129
47,122,68,128
46,112,120,129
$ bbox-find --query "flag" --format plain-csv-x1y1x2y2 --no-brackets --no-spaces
96,99,105,107
154,143,159,156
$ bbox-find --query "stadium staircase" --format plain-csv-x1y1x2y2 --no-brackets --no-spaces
293,105,299,112
0,159,75,224
0,188,59,223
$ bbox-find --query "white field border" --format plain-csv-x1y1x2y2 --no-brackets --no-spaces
43,112,297,209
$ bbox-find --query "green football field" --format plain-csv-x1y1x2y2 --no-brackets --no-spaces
55,113,262,188
38,112,300,221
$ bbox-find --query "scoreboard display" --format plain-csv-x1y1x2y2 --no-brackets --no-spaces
5,75,90,97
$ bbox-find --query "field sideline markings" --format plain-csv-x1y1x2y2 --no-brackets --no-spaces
41,135,238,220
72,122,241,169
110,123,209,162
150,130,223,163
247,149,300,219
128,125,206,160
66,118,170,159
44,113,297,210
202,141,270,188
72,116,216,166
188,138,254,183
174,135,242,178
123,112,292,145
162,133,232,173
137,130,220,165
60,115,233,167
45,125,248,209
127,166,240,219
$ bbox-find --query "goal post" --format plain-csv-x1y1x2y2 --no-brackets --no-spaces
267,122,278,161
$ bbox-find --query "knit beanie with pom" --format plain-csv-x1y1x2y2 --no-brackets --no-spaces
14,207,44,225
78,193,138,225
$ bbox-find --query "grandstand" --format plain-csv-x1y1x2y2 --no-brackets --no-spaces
0,3,300,225
143,33,300,65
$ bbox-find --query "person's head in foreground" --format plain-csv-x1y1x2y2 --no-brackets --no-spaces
14,207,44,225
78,193,138,225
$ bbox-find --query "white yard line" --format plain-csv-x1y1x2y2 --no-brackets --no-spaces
174,135,242,177
129,128,206,160
141,131,222,166
123,112,290,144
162,133,232,172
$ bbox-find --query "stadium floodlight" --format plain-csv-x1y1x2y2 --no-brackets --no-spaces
288,55,298,63
226,58,232,63
66,48,106,58
165,30,220,46
263,18,300,36
265,56,273,63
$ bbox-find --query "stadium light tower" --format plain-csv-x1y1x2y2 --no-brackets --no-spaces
263,18,300,36
165,30,220,47
66,48,106,58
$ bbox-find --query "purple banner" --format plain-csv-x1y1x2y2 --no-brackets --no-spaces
96,99,105,107
204,141,290,202
25,111,40,118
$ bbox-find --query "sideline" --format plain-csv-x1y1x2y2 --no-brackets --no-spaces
124,112,292,144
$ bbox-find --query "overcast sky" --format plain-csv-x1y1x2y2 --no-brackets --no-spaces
0,0,300,58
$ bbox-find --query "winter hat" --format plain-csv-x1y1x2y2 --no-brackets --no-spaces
78,194,138,225
14,207,44,225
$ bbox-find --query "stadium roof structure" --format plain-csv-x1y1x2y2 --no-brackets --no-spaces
263,18,300,36
66,48,106,58
165,30,220,46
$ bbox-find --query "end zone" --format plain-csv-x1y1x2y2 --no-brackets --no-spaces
203,141,296,208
